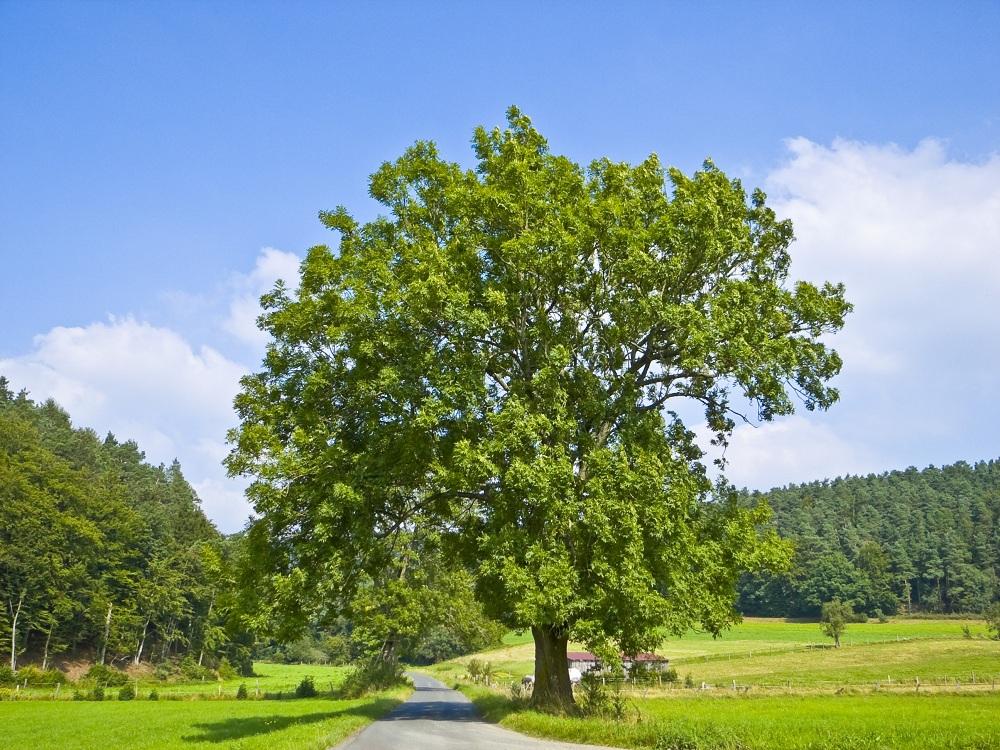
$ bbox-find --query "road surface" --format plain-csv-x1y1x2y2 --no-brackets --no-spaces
334,672,616,750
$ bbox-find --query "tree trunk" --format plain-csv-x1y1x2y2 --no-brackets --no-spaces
8,591,24,671
42,623,54,671
198,593,215,667
99,603,113,666
530,624,574,712
134,618,149,666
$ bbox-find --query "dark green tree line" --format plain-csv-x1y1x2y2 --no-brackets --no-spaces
739,460,1000,617
0,378,248,673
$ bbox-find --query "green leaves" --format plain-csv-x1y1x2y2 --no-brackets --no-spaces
228,108,848,667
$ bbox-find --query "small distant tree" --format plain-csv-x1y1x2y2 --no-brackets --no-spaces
820,599,851,648
985,602,1000,640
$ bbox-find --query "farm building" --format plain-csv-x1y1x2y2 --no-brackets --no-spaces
566,651,669,675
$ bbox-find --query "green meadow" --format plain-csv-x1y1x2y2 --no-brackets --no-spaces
0,663,408,750
438,617,1000,749
0,692,406,750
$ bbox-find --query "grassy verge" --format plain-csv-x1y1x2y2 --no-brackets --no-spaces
0,687,409,750
461,684,1000,749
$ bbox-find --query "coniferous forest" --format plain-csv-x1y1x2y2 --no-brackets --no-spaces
740,461,1000,617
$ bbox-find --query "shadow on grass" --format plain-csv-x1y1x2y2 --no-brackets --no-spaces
182,697,400,743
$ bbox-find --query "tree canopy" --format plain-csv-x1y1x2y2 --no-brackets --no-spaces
227,107,850,709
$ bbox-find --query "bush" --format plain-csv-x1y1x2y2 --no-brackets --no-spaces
0,666,15,686
84,664,128,687
179,656,214,681
236,683,249,700
579,672,608,716
340,659,405,698
148,689,159,701
72,689,86,701
13,665,67,686
217,657,237,681
118,683,136,701
683,673,695,689
91,685,105,701
662,667,679,683
295,676,318,698
154,662,176,681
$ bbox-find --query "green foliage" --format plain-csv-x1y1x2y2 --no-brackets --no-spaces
339,659,406,698
227,108,848,708
0,666,14,685
740,459,1000,617
985,602,1000,639
236,682,248,700
90,685,105,701
118,682,136,700
148,688,159,700
820,599,852,647
84,664,129,687
0,379,242,671
294,675,317,698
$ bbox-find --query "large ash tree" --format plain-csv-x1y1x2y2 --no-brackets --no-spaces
227,108,850,710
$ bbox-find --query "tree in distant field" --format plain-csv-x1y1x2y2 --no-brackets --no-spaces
985,602,1000,640
821,599,852,648
227,107,850,710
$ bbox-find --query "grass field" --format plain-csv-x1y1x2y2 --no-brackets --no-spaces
434,617,1000,749
0,690,407,750
426,617,997,688
465,686,1000,750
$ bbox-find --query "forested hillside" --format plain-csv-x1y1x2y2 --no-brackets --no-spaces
740,460,1000,617
0,377,250,673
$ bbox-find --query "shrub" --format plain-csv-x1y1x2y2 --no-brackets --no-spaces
118,683,136,701
91,685,105,701
148,689,159,701
179,656,214,681
579,672,608,716
340,659,405,698
662,667,679,684
72,689,86,701
154,662,175,681
295,676,318,698
84,664,128,687
0,666,15,686
217,657,237,681
683,673,695,689
236,683,249,700
985,602,1000,640
962,624,973,639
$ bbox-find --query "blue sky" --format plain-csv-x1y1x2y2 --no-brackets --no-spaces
2,2,999,531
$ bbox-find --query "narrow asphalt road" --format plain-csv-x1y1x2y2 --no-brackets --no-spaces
334,672,617,750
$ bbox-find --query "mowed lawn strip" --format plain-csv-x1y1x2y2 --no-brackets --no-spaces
465,687,1000,750
0,690,408,750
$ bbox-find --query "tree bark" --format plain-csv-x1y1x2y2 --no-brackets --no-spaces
42,623,54,671
198,593,215,666
134,618,149,666
530,624,574,711
8,591,24,671
99,603,113,666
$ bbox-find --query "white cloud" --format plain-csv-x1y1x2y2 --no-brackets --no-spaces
711,137,1000,487
0,315,252,532
700,416,879,490
222,247,301,347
